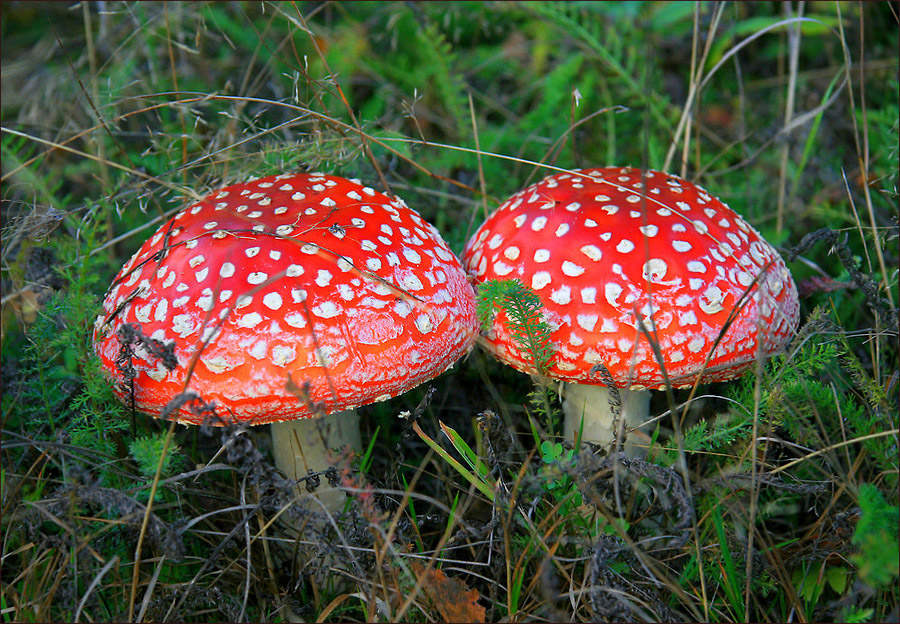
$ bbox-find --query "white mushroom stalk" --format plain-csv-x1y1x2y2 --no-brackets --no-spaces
270,410,361,511
462,167,800,456
562,383,651,454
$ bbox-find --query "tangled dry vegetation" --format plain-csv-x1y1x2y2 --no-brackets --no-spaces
2,2,898,622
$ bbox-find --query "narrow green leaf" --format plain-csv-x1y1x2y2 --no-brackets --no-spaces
412,420,495,502
439,421,491,480
713,505,745,621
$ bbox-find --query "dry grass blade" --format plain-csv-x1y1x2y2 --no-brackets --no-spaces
74,554,120,623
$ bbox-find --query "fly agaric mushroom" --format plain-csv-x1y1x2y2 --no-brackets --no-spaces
462,166,799,454
94,172,477,508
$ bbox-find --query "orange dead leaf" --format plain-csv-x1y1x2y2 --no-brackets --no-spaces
411,562,486,623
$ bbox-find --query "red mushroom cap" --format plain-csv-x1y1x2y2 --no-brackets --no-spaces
462,166,799,389
94,173,477,424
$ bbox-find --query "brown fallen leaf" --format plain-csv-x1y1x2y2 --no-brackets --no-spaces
411,561,486,623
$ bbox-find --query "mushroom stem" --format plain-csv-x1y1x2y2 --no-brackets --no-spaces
562,383,651,456
270,410,362,512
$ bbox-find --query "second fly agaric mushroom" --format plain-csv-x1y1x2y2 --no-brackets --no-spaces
94,172,477,508
463,166,799,454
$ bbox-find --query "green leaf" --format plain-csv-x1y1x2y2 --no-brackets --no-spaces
792,565,825,603
439,421,491,481
540,440,564,463
825,566,848,595
712,505,746,621
851,484,900,588
841,607,875,623
412,420,495,502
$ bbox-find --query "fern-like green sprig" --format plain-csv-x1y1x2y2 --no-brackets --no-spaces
477,279,561,434
476,279,555,376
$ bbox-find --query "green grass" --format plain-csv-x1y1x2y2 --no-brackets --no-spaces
2,2,897,622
